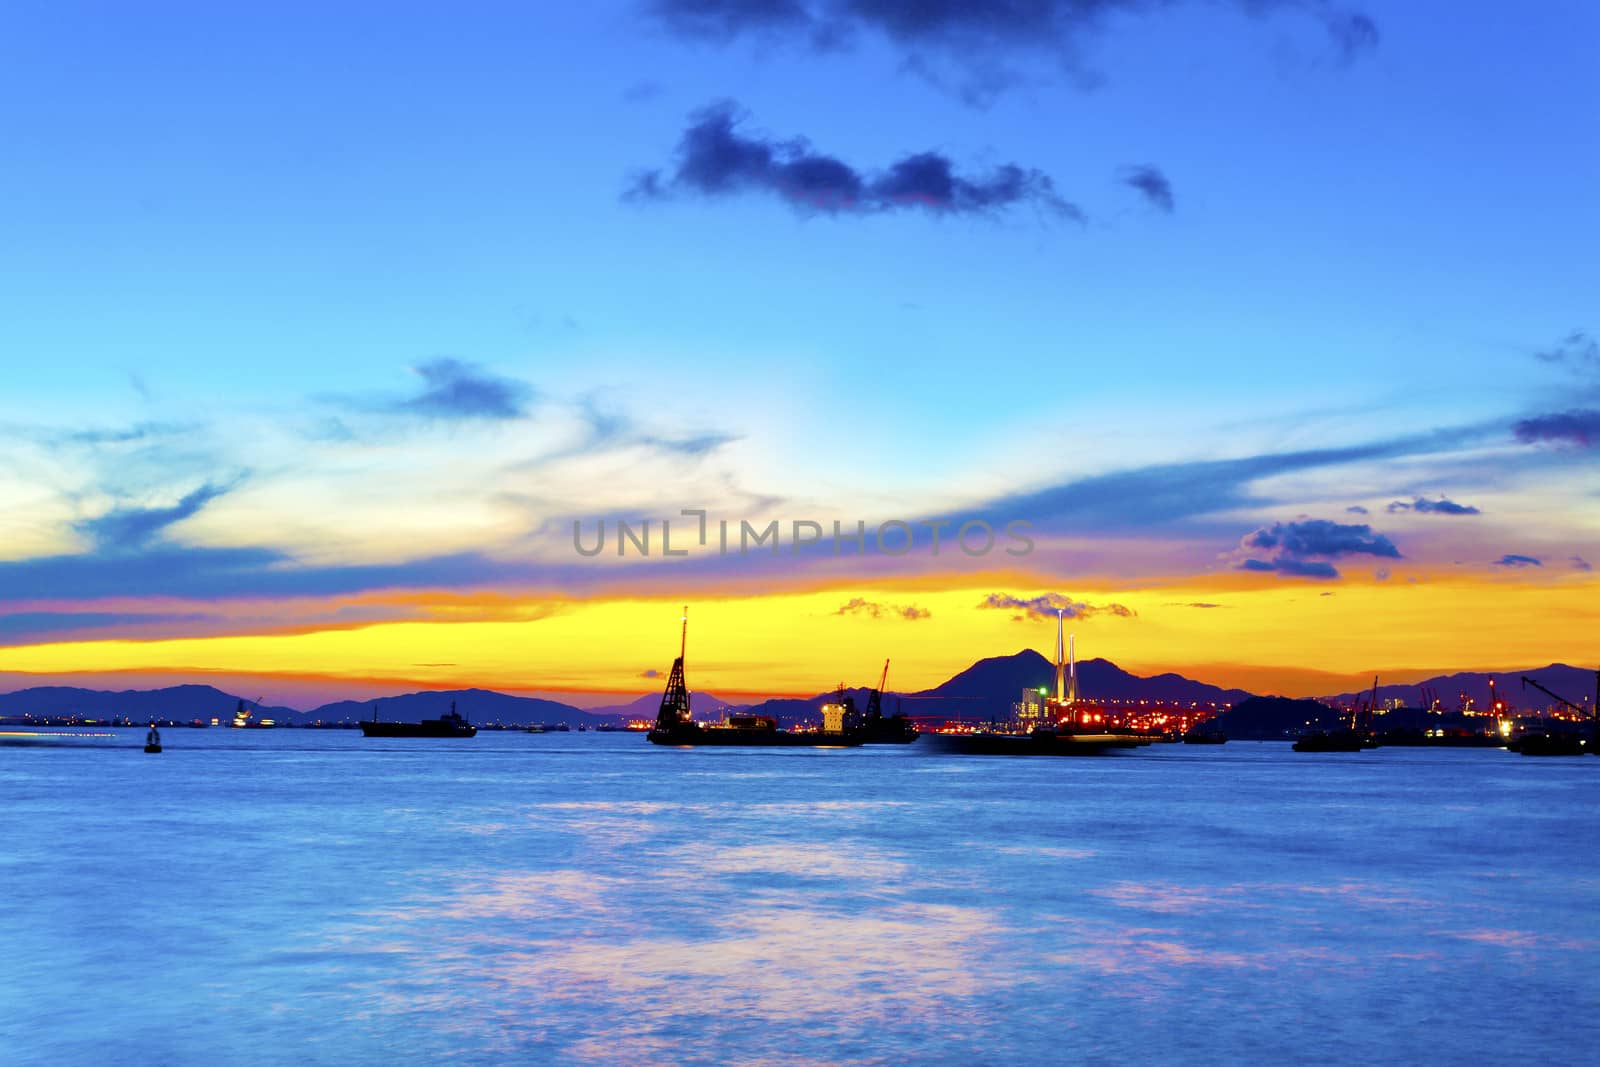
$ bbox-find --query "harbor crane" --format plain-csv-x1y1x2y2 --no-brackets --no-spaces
1520,674,1589,718
864,659,889,721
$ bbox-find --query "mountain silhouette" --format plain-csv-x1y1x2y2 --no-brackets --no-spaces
0,684,297,723
1323,664,1599,714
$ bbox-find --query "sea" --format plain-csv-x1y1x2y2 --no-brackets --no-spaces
2,729,1596,1065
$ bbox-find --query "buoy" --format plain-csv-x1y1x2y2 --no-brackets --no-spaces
144,723,162,754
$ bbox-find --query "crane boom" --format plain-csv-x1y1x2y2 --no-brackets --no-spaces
865,659,889,720
1520,675,1586,716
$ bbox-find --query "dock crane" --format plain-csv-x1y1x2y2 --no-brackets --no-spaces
1513,672,1598,755
864,659,889,721
1520,674,1589,718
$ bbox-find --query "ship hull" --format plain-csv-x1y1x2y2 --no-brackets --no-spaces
1292,731,1371,752
648,724,862,747
925,730,1150,756
359,722,476,738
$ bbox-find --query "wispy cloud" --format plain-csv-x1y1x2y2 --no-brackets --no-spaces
1120,165,1173,212
834,597,930,621
979,593,1135,622
392,359,533,421
1534,329,1598,374
630,103,1081,219
644,1,1378,101
75,480,242,553
1492,554,1542,568
1386,496,1480,516
1513,409,1599,448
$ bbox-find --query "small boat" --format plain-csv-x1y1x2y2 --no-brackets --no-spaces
144,724,162,754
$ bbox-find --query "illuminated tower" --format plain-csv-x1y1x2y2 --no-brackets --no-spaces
1068,633,1078,706
1054,609,1067,702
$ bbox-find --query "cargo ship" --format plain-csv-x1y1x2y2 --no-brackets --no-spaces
360,701,477,738
647,609,863,747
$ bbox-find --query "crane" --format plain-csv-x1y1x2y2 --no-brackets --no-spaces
1520,675,1587,717
865,659,889,720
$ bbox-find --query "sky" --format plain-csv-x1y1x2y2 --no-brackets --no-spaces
0,1,1596,707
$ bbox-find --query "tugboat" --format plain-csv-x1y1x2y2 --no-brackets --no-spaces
143,723,162,753
648,609,863,747
359,701,477,738
853,660,918,744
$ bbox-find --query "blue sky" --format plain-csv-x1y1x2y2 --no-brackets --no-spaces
0,1,1596,697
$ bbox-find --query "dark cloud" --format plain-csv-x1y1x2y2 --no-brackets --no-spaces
640,668,663,678
1386,496,1480,516
1534,329,1598,374
1180,602,1223,609
1236,517,1399,580
1572,556,1593,572
834,597,930,620
1238,558,1340,579
1492,554,1542,568
630,103,1081,219
1120,165,1173,212
645,1,1379,100
393,359,533,421
979,592,1135,622
1513,409,1600,448
1244,519,1400,560
1345,505,1368,515
964,423,1490,536
75,481,239,553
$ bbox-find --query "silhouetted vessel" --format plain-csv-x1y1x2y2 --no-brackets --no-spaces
932,722,1152,756
1508,731,1587,757
854,660,918,744
1295,675,1379,752
144,724,162,753
360,701,477,738
1292,729,1371,752
647,609,863,747
1182,729,1226,745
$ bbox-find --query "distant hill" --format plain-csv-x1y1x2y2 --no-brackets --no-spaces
0,685,298,723
307,688,590,726
1324,664,1599,714
1215,696,1346,740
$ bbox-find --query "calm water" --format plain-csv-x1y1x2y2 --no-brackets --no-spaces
3,730,1596,1065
